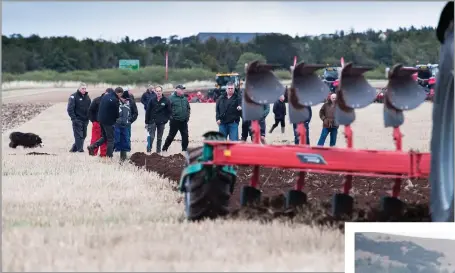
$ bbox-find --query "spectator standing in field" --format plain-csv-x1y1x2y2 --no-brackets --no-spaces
87,88,111,157
145,85,172,153
269,95,286,134
190,91,205,103
67,82,91,152
162,84,191,152
123,88,139,134
216,82,242,140
292,106,312,145
87,87,123,158
141,85,157,152
258,104,270,144
317,93,339,147
114,91,136,161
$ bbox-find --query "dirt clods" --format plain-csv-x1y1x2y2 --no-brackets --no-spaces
129,151,432,228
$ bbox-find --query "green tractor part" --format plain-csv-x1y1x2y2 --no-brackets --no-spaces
179,131,237,221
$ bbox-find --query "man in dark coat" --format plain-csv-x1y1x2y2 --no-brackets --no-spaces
87,87,124,157
269,95,286,134
67,82,91,152
145,85,172,153
316,93,339,147
141,84,157,152
215,82,242,140
87,88,111,157
162,84,191,152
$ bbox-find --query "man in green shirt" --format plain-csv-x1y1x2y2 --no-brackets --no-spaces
162,84,191,152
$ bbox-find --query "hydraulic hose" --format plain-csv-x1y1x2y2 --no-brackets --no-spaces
430,17,454,222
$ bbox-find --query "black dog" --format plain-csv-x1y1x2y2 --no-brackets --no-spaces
9,132,43,149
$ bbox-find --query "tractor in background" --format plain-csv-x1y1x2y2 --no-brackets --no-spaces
207,72,243,101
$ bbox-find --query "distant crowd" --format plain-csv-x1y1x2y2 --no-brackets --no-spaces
66,82,340,161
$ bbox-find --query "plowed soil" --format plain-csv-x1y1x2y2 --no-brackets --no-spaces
129,151,431,230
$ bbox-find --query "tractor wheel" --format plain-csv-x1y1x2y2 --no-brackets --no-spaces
182,141,236,221
331,193,354,218
380,196,404,220
183,167,234,221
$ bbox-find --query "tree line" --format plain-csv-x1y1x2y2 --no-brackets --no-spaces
2,26,440,75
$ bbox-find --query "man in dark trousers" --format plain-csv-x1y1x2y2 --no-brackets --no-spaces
162,84,191,152
216,82,242,140
67,82,91,152
141,84,157,152
145,85,172,154
292,106,312,145
87,88,111,157
269,94,286,134
87,87,123,158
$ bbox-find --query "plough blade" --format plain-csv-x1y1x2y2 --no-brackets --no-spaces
291,62,330,106
242,93,265,121
288,103,312,124
335,62,376,126
338,63,377,108
244,60,284,104
242,60,284,121
386,64,427,110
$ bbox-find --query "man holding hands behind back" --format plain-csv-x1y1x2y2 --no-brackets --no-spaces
216,81,242,140
67,82,91,153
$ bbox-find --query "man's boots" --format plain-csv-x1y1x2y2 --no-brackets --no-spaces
120,151,127,162
281,127,285,134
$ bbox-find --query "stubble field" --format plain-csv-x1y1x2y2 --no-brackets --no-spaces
1,89,433,271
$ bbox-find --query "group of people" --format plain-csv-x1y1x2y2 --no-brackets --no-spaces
66,81,339,162
66,82,190,161
215,81,340,147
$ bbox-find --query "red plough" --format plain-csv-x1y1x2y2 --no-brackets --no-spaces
178,60,430,221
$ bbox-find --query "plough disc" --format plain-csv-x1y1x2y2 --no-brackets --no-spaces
242,60,284,121
288,104,312,124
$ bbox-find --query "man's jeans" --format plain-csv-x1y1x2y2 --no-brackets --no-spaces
219,122,239,141
317,127,338,147
293,122,310,145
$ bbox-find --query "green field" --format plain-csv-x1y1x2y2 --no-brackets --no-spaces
2,65,386,85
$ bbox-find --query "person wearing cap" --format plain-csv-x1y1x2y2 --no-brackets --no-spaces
141,85,157,152
162,84,191,152
67,82,91,152
87,88,110,157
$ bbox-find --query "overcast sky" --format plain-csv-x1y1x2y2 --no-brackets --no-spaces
2,1,447,42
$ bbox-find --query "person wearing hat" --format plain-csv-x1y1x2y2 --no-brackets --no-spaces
67,82,91,152
141,84,157,152
113,89,138,161
162,84,191,152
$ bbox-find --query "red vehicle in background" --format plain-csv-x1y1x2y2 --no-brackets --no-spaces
416,64,438,101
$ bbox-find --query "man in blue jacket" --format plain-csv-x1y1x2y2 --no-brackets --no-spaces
292,106,312,145
87,87,124,158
